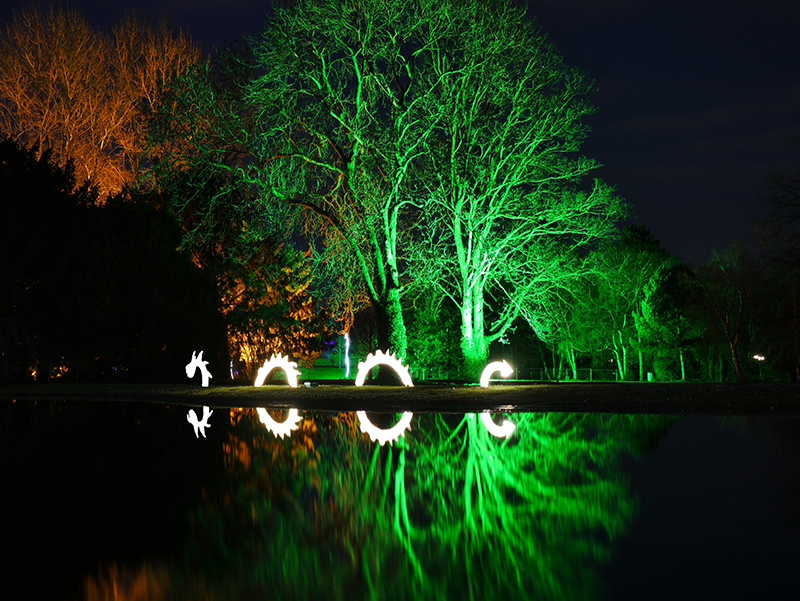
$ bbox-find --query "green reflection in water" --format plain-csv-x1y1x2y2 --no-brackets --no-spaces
83,411,672,600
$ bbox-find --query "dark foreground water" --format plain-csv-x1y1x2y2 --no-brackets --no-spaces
2,401,799,600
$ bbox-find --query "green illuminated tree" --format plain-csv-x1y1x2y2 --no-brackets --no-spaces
0,4,199,198
588,225,669,380
242,0,469,363
413,0,626,377
638,263,702,381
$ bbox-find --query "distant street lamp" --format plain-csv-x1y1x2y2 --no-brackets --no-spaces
753,354,765,380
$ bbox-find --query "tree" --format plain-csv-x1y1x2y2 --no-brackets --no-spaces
244,0,468,363
757,146,800,381
218,243,331,379
413,0,626,377
695,243,766,383
0,4,199,198
588,225,669,380
639,263,702,381
0,138,225,383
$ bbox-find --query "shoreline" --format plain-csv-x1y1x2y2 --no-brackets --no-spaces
2,382,799,416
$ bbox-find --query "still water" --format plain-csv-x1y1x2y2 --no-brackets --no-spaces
2,402,799,600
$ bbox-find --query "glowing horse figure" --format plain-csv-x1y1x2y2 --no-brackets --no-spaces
186,351,213,387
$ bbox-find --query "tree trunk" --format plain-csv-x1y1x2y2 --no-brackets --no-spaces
372,287,409,384
678,347,686,381
729,341,746,383
638,333,644,382
460,289,490,381
566,342,577,381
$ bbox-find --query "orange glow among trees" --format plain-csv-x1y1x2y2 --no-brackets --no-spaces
0,5,199,199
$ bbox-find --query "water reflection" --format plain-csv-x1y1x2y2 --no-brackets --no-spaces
81,410,671,600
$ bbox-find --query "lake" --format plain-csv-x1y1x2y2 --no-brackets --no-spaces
2,398,799,600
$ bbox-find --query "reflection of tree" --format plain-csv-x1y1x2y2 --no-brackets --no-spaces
410,412,643,600
83,411,668,600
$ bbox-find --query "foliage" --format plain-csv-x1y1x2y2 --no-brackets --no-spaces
404,287,462,378
218,244,331,378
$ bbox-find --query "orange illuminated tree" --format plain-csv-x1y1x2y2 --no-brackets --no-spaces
0,4,199,199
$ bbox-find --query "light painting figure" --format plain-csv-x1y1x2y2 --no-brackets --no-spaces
479,359,516,438
256,408,303,439
353,350,414,445
354,350,414,387
254,353,302,388
187,406,213,438
186,351,213,387
254,353,303,438
479,359,513,387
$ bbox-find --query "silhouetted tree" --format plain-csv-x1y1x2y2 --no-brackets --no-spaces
0,138,224,382
694,243,766,383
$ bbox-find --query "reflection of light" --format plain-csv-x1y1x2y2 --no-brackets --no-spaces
354,350,413,386
357,411,413,446
254,353,302,387
256,408,302,439
479,360,515,437
186,351,213,387
187,406,213,437
479,359,513,387
345,333,350,378
480,412,516,438
753,354,765,361
353,351,413,444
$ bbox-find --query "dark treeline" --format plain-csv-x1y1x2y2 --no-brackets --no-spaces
0,139,226,382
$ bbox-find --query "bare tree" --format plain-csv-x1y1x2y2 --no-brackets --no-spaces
414,0,626,376
0,4,199,198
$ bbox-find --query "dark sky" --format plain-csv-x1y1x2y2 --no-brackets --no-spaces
2,0,798,265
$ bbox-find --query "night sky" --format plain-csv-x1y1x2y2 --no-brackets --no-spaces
2,0,798,265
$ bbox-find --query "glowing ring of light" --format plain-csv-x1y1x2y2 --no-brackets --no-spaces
356,411,413,446
354,350,414,387
254,353,303,438
254,353,302,388
479,360,516,437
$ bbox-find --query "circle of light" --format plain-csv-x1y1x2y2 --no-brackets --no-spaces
354,350,414,445
356,411,413,446
253,353,303,438
479,359,516,438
